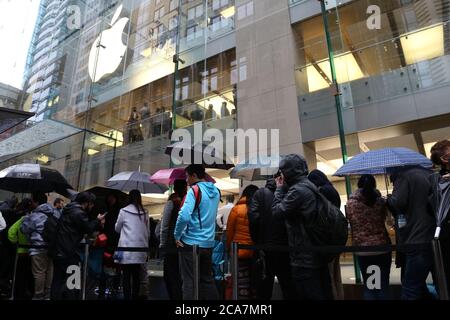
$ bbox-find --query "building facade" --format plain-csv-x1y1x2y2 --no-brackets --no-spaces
1,0,450,211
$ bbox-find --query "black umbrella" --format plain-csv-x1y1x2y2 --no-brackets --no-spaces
78,186,129,217
0,164,73,197
106,171,168,194
165,142,235,170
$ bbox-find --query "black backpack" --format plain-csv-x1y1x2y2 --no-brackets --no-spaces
301,183,349,263
42,214,60,258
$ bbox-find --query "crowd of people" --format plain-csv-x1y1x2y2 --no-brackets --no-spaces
0,140,450,300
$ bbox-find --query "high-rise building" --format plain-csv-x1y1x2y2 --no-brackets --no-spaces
23,0,77,121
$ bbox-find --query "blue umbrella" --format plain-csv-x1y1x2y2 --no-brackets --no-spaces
230,155,284,181
333,147,432,177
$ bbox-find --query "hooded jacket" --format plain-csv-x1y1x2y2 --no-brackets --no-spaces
272,154,325,269
115,204,149,264
54,202,101,260
174,182,220,249
226,197,254,259
21,203,59,256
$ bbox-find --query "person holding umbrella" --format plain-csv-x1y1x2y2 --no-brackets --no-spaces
160,179,187,300
174,164,220,300
387,165,436,300
429,140,450,296
114,190,149,300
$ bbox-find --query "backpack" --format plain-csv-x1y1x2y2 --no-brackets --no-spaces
42,214,60,258
301,183,349,263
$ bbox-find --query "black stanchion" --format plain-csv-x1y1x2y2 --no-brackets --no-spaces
193,244,199,300
81,241,90,301
9,245,19,301
231,242,238,300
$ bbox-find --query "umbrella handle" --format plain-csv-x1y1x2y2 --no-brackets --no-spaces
435,227,441,240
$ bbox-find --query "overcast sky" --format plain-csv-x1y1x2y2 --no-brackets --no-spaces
0,0,41,89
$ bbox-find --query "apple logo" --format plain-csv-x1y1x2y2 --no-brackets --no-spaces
88,5,129,83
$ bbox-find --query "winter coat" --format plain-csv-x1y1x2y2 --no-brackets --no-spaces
346,189,390,249
8,216,29,255
115,204,149,264
387,167,435,245
174,182,220,249
226,197,254,259
103,204,121,254
272,154,325,269
54,202,101,260
20,203,59,256
248,179,288,246
216,203,234,231
160,193,182,251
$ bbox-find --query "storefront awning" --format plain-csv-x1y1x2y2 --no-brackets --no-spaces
0,107,34,134
0,119,82,162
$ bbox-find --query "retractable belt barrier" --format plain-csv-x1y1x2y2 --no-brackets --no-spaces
11,241,447,300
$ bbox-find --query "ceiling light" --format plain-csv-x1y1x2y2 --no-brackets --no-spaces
221,6,235,18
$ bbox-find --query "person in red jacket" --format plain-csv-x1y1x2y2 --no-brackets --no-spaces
227,185,259,300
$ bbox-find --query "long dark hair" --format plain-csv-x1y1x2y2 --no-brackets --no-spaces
129,189,146,218
358,175,379,207
240,185,259,208
173,179,188,198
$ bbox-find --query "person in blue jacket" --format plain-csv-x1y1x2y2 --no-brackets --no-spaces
174,164,220,300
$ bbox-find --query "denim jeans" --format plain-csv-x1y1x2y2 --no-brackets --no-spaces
401,247,434,300
357,253,392,300
291,266,333,300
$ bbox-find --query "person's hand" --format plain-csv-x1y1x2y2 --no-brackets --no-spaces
175,240,184,248
443,173,450,180
97,213,106,226
275,174,284,188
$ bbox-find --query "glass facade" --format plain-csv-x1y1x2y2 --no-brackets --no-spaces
290,0,450,198
1,0,450,211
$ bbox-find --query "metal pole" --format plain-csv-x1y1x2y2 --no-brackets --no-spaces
81,241,90,300
318,0,360,284
432,239,449,300
10,245,19,300
231,242,238,300
192,245,199,300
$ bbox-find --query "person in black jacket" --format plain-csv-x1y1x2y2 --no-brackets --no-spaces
249,178,296,300
98,193,121,300
160,179,187,300
50,192,105,300
429,140,450,297
272,154,333,300
308,169,344,299
308,169,341,208
387,166,435,300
